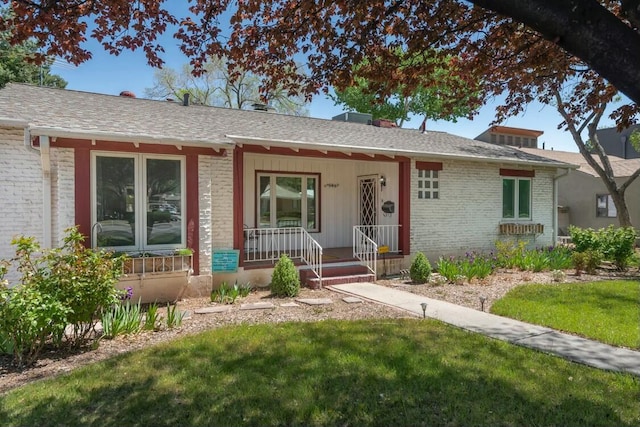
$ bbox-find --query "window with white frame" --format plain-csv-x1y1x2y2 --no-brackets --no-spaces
92,153,185,250
502,178,531,219
257,173,319,231
596,194,617,217
417,169,439,199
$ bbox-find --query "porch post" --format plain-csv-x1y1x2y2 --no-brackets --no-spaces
398,158,411,255
233,146,245,264
186,154,200,274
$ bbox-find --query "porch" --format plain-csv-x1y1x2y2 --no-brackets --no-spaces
242,225,404,287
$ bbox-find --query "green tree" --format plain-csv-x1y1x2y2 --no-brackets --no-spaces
0,8,66,88
332,51,480,127
145,57,308,115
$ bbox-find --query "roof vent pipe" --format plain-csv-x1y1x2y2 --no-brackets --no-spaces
183,93,190,106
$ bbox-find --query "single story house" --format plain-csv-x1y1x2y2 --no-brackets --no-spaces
519,148,640,232
0,84,573,301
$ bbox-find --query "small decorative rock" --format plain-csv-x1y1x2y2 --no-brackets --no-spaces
194,306,232,314
296,298,333,305
280,302,300,308
240,302,276,310
342,296,363,304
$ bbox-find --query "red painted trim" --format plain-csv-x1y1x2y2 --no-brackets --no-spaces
398,159,411,255
241,144,400,162
75,148,91,245
233,147,245,265
500,168,535,177
186,154,200,274
51,138,226,157
415,161,443,171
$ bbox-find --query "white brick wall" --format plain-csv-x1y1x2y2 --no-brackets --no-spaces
198,152,234,275
0,127,43,282
50,148,75,246
410,159,555,261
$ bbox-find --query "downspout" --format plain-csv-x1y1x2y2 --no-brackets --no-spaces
553,168,571,244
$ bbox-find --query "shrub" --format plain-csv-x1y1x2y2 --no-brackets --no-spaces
569,225,636,271
270,254,300,297
494,240,527,269
572,250,602,275
600,226,636,271
410,252,431,284
0,227,124,365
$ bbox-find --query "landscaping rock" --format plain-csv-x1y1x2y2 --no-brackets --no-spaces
296,298,333,305
240,302,276,310
342,296,363,304
194,306,232,314
281,302,300,308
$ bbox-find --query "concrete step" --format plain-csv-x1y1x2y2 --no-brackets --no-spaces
306,273,375,289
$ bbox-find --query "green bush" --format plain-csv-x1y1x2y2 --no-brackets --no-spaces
600,226,636,270
410,252,431,284
270,254,300,297
572,250,602,275
569,225,636,271
0,227,124,366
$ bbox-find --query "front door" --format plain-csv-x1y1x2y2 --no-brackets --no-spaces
358,175,378,238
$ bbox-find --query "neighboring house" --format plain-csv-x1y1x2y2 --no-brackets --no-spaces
596,124,640,159
519,148,640,233
0,84,572,300
475,125,543,149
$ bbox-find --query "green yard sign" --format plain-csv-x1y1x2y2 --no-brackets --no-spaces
212,249,240,273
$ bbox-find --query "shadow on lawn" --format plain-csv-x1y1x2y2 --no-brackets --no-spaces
1,320,637,426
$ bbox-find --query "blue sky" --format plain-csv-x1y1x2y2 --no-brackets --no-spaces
50,6,627,153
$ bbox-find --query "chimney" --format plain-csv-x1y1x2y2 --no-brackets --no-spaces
183,93,190,106
372,118,398,128
119,90,136,98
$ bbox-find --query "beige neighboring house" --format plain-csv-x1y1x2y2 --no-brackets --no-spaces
519,148,640,234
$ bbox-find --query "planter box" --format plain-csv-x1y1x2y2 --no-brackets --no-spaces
118,254,192,303
499,223,544,235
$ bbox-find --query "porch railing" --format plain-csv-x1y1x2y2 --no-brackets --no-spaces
353,225,402,253
300,228,323,284
243,226,322,282
353,226,378,277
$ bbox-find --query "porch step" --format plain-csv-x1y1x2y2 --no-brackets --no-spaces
306,274,376,289
301,263,375,289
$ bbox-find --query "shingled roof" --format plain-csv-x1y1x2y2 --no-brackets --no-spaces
0,83,570,168
519,147,640,177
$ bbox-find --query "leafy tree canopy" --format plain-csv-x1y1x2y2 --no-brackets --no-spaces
332,50,481,127
1,1,638,128
0,7,66,88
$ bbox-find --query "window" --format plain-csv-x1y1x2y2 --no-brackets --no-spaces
257,173,319,231
502,178,531,219
596,194,617,217
92,153,185,250
417,169,439,199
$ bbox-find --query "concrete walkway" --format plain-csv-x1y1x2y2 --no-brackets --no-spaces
329,282,640,377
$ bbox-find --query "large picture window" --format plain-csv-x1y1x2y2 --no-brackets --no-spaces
502,178,531,219
257,173,319,231
92,153,185,250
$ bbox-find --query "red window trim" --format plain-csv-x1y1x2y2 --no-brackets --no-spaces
500,168,535,177
415,161,443,171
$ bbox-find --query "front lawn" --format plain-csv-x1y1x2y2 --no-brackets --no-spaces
491,280,640,349
1,319,638,426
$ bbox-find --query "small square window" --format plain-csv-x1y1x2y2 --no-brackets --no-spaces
418,170,423,178
418,191,423,199
418,181,423,189
425,181,430,189
433,192,439,199
433,181,439,189
425,192,431,199
432,171,438,179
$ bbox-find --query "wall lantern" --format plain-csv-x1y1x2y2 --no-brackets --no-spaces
380,175,387,188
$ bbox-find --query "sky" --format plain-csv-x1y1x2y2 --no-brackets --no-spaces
49,6,628,154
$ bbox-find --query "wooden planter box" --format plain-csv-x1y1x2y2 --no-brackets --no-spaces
118,254,192,303
499,223,544,235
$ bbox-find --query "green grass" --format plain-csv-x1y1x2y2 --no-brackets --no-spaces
1,320,639,426
491,280,640,349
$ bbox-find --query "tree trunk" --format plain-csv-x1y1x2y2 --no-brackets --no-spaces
470,0,640,105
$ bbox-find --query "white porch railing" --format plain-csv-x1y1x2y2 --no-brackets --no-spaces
353,225,401,253
353,226,378,277
557,235,572,245
243,226,322,282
